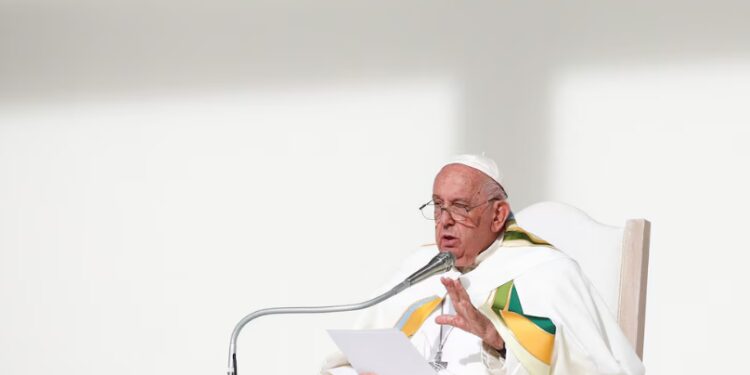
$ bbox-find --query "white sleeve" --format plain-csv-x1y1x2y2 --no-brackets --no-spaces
320,351,357,375
517,258,645,375
480,342,507,375
323,367,358,375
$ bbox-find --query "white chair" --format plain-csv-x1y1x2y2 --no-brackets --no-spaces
515,201,650,359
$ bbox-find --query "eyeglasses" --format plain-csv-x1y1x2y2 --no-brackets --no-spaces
419,198,501,222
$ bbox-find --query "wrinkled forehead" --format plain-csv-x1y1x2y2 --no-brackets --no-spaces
432,164,486,200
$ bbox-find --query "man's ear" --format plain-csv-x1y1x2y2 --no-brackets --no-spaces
491,201,509,233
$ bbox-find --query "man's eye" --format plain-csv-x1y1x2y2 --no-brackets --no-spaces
454,204,470,210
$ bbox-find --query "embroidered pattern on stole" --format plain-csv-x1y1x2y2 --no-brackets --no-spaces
489,280,556,365
480,217,558,375
394,216,558,374
395,296,443,337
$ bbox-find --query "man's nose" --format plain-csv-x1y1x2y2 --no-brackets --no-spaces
436,208,455,225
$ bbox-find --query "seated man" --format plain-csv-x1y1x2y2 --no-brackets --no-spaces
322,155,645,375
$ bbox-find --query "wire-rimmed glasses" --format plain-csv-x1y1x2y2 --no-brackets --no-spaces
419,198,501,222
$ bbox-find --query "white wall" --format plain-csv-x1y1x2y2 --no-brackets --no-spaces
0,82,459,375
547,62,750,374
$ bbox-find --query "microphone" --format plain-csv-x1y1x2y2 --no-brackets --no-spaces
226,251,455,375
398,251,456,291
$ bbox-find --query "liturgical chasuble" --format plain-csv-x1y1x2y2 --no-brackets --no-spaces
322,220,645,375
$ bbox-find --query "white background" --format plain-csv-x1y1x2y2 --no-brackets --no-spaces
547,63,750,374
2,1,750,374
0,83,459,374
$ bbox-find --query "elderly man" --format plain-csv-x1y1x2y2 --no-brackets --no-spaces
322,155,644,375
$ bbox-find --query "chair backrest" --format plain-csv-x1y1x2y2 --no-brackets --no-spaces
515,201,650,359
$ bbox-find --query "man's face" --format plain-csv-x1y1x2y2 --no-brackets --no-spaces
432,164,504,268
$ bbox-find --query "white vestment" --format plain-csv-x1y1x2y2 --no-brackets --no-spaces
322,234,645,375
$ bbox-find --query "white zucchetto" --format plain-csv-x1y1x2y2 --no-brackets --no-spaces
443,154,503,186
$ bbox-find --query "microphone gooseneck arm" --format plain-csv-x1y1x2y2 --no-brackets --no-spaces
226,251,454,375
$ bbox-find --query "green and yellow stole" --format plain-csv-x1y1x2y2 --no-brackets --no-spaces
395,216,558,375
480,217,558,375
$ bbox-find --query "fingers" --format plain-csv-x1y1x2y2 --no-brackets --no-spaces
442,277,475,320
441,277,463,304
435,314,467,331
453,278,472,301
440,277,456,302
439,277,487,333
438,277,500,346
441,277,471,301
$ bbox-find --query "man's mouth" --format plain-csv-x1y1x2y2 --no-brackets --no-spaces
440,235,459,247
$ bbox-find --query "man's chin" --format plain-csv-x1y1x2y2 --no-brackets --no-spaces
452,257,470,268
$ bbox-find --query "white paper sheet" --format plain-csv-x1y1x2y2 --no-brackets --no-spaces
327,329,437,375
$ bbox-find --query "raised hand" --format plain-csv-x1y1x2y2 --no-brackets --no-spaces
435,277,505,350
